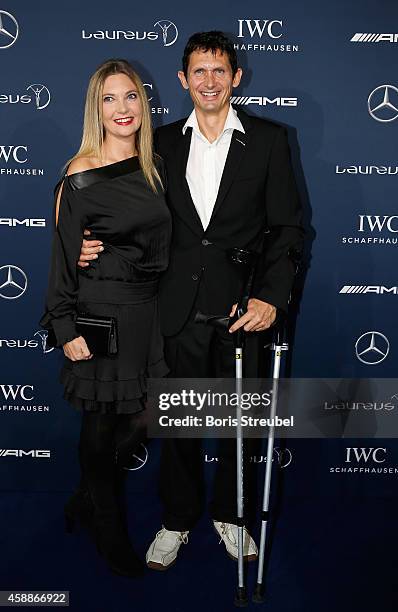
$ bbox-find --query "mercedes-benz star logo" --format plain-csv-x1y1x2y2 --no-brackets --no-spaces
122,443,148,471
26,84,51,110
0,265,27,300
368,85,398,122
153,20,178,47
355,331,390,365
0,10,19,49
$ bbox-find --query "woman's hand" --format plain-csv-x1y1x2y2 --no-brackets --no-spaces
78,229,104,268
63,336,93,361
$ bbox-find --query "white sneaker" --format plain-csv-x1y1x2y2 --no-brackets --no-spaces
146,527,189,570
213,520,258,562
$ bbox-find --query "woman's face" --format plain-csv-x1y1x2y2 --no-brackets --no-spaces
101,73,143,143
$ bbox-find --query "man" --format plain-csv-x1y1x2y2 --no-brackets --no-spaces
79,31,303,569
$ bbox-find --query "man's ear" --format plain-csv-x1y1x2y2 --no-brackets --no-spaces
232,68,243,89
177,70,189,90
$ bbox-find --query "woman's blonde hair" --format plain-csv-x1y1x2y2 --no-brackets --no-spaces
70,59,161,192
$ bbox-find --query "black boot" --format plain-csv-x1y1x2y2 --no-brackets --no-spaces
95,515,145,577
64,478,94,534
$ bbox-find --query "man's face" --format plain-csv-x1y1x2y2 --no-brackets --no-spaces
178,49,242,115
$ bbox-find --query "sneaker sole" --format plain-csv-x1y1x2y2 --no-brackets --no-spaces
227,551,258,563
214,526,258,563
147,559,176,571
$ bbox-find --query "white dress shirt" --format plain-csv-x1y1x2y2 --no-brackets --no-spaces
183,104,245,230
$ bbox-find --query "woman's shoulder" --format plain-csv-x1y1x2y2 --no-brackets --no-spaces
54,156,99,214
67,156,100,176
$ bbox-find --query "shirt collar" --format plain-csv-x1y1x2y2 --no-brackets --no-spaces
182,104,245,139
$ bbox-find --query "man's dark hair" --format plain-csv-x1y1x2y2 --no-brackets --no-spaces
182,31,238,77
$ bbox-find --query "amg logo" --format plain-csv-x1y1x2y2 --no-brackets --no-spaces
0,218,46,227
339,285,398,295
231,96,297,106
351,33,398,43
0,449,51,458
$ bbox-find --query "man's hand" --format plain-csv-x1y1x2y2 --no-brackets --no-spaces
78,229,104,268
63,336,93,361
229,299,276,333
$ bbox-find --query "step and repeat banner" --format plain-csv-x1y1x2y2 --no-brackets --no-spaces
0,0,397,499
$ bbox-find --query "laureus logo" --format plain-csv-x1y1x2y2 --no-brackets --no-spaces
122,443,148,471
26,84,51,110
33,330,55,354
153,20,178,47
0,83,51,110
81,20,178,47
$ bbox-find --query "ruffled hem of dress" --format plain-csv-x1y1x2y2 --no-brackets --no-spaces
60,357,169,414
63,393,146,415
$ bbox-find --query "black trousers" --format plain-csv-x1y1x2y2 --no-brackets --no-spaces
160,284,267,531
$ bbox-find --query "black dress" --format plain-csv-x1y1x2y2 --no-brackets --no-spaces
40,156,171,414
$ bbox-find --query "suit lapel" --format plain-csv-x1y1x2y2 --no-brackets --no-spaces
173,126,203,236
208,108,252,226
170,108,252,234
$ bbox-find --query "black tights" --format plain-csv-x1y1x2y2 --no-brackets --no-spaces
78,411,146,522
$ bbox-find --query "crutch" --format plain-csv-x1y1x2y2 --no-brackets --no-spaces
233,305,247,607
252,244,301,602
252,320,291,602
195,248,257,608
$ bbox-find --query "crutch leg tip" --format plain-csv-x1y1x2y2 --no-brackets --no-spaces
234,587,248,607
252,584,265,603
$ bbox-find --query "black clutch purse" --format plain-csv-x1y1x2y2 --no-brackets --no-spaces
46,312,118,356
75,313,118,355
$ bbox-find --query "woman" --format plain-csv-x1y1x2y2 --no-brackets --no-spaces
40,59,171,577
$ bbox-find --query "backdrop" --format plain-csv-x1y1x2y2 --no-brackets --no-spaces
0,1,397,610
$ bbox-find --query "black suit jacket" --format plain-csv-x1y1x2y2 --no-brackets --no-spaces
154,108,303,337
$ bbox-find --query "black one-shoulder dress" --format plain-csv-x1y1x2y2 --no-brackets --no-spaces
40,156,171,414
